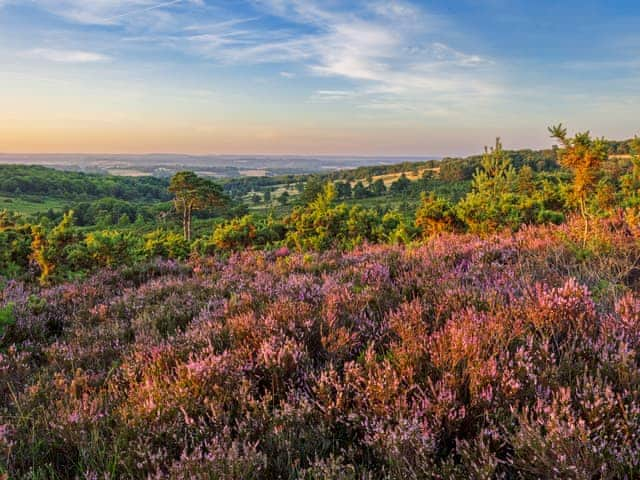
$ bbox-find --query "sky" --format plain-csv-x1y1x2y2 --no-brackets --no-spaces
0,0,638,156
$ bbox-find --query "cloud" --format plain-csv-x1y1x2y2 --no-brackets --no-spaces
185,27,316,64
310,90,357,102
5,0,501,116
183,0,499,113
22,48,111,63
15,0,203,26
102,0,187,23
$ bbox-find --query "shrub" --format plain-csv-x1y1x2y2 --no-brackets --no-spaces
4,218,640,478
143,229,191,260
83,230,142,268
0,303,15,342
415,193,462,237
212,215,258,251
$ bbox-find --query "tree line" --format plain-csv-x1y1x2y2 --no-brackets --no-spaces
1,126,639,285
0,165,170,201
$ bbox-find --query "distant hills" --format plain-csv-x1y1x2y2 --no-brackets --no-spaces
0,153,440,178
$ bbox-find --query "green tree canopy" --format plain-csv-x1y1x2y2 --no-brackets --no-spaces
169,171,227,241
298,175,327,205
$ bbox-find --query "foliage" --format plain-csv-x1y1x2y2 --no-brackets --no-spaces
285,184,390,251
3,217,640,477
456,139,564,233
0,213,33,279
285,183,346,250
278,190,290,205
0,302,15,341
193,215,284,253
457,139,521,233
389,173,411,195
334,181,352,199
549,124,608,243
0,165,170,201
415,192,462,237
82,230,142,268
371,178,387,196
142,230,191,260
620,137,640,206
211,215,258,251
169,172,227,241
549,124,608,205
72,197,156,227
5,133,640,477
298,175,328,205
1,128,637,285
352,181,370,199
30,211,79,285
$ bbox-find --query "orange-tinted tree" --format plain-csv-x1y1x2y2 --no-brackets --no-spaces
548,124,607,243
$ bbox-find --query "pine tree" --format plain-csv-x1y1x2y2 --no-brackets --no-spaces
472,138,516,198
169,172,227,241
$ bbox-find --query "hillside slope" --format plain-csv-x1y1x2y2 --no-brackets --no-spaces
2,216,640,478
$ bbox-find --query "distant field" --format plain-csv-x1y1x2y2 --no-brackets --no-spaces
239,169,268,177
239,166,443,213
351,166,440,187
107,169,151,177
0,195,67,214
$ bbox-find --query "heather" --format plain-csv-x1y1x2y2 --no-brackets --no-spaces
2,215,640,478
2,129,640,478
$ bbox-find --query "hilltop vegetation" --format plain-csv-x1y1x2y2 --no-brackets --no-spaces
2,127,640,478
1,129,639,286
3,217,640,477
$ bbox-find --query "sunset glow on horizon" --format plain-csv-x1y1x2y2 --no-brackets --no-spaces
1,0,639,156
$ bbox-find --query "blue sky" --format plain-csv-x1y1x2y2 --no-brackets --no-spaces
0,0,638,155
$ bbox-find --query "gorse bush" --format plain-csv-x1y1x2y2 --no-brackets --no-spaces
143,229,191,260
415,193,461,237
3,216,640,478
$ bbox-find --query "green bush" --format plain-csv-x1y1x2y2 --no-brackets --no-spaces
142,230,191,260
0,302,15,341
83,230,142,268
212,215,258,251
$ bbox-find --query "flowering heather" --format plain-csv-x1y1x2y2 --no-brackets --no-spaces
3,217,640,478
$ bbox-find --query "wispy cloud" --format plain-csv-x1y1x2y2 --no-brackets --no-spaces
22,48,111,63
183,0,498,113
310,90,357,102
15,0,203,26
103,0,187,23
3,0,501,116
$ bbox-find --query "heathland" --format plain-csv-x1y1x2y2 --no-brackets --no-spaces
2,128,640,478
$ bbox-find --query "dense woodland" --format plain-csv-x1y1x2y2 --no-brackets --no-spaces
3,128,640,478
0,165,171,201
